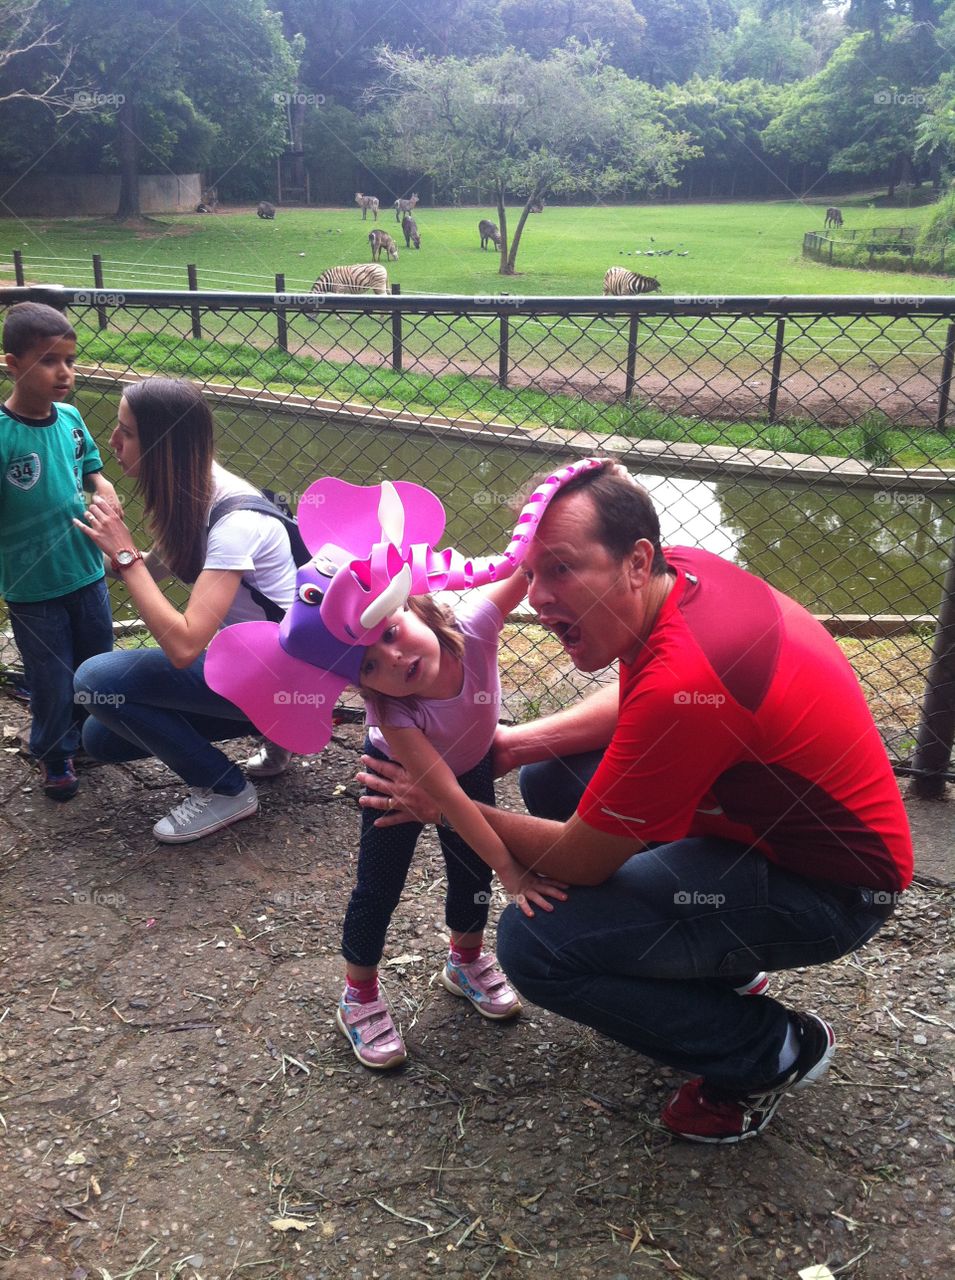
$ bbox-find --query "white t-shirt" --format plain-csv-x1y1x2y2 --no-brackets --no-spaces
204,463,298,627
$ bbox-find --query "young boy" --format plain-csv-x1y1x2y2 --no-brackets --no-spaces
1,302,119,800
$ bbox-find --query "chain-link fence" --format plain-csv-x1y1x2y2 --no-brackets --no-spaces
1,284,953,787
802,226,951,275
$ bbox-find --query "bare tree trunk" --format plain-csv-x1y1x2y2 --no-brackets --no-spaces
496,182,512,276
504,196,538,274
114,93,141,220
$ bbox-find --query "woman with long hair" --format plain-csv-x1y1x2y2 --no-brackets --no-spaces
74,377,297,843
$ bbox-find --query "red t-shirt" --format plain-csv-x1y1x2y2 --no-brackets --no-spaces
578,548,913,892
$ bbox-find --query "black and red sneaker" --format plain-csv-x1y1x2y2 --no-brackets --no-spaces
661,1012,836,1144
40,758,79,802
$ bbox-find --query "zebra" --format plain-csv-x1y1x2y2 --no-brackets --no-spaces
369,229,399,262
311,264,388,295
394,193,419,222
402,214,420,249
256,201,276,219
355,192,379,221
479,219,501,251
602,267,661,296
825,206,843,229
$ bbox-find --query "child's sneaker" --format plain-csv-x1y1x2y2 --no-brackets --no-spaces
336,992,407,1069
733,972,769,996
245,740,293,778
661,1011,836,1144
440,953,522,1020
152,782,258,844
40,758,79,802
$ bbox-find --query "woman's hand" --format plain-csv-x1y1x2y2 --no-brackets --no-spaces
356,755,440,826
496,860,568,917
74,494,137,560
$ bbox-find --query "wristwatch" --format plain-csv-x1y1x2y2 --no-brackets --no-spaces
111,547,143,574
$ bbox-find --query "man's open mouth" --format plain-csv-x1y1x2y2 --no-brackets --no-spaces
549,620,582,651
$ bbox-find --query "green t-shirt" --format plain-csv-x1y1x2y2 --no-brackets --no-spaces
0,402,106,602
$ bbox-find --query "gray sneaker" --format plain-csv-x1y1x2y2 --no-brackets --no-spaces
245,739,293,778
153,781,258,844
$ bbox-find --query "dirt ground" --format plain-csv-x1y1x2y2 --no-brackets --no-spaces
0,693,952,1280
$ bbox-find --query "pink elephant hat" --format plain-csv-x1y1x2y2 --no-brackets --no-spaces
205,459,604,754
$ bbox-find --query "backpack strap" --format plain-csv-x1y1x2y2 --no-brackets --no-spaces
207,492,302,624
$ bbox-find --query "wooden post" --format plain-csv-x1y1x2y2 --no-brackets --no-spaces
936,321,955,434
12,249,24,285
767,317,786,423
391,282,402,373
187,263,202,340
911,527,955,796
92,254,108,331
624,313,640,401
275,272,288,353
499,313,509,389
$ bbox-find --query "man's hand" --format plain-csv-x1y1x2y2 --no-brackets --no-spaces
356,755,439,826
490,724,520,779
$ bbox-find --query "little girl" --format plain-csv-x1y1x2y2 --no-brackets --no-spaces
337,573,565,1069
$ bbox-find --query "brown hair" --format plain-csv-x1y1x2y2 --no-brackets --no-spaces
359,595,464,717
526,458,667,575
3,302,74,357
122,378,214,583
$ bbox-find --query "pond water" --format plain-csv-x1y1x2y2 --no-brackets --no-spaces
76,387,954,620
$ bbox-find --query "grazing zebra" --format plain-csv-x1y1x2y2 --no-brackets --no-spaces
479,219,501,251
825,206,843,229
602,267,661,296
394,193,419,222
402,214,420,249
369,229,399,262
256,201,276,220
311,264,388,295
354,192,379,221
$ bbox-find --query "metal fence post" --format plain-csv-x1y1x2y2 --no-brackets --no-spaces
625,313,640,401
92,254,108,331
391,283,402,374
936,321,955,434
499,312,509,389
767,316,786,423
275,272,288,353
12,249,24,285
911,529,955,796
187,264,202,340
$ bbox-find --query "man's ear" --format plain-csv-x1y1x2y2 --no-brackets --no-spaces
626,539,655,589
4,352,19,376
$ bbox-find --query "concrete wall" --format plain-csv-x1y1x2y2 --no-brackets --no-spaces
0,173,202,217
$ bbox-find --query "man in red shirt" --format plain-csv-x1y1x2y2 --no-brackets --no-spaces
359,460,912,1143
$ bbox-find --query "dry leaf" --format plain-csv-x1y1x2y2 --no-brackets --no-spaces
269,1216,313,1232
384,953,421,967
518,1190,545,1207
500,1232,520,1252
799,1267,836,1280
64,1151,87,1167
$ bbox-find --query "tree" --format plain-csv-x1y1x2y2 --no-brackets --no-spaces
0,0,80,114
54,0,295,219
370,44,695,275
499,0,645,72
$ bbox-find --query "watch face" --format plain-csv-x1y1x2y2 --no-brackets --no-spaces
116,550,137,567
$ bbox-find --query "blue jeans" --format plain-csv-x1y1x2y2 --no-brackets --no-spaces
74,648,253,794
498,756,892,1091
8,578,113,767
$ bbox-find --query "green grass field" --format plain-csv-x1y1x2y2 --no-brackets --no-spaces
1,197,951,297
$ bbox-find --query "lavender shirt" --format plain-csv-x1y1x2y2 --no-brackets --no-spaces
365,594,504,776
